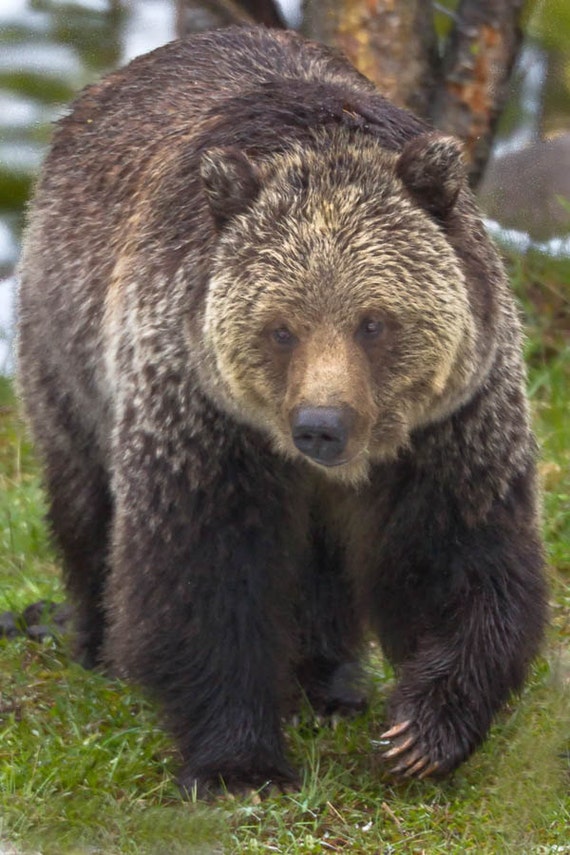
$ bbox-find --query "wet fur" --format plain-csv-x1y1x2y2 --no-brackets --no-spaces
18,27,546,793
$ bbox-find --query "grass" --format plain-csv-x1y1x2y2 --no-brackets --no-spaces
1,250,569,854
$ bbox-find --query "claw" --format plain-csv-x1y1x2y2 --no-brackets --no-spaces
383,735,416,759
418,761,440,779
391,749,421,774
380,720,411,740
404,756,429,777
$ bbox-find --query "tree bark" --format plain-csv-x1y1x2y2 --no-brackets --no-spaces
302,0,439,118
430,0,526,185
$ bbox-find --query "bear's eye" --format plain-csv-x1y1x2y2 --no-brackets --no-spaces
357,317,384,342
271,326,297,349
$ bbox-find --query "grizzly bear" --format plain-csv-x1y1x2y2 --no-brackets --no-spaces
18,26,546,794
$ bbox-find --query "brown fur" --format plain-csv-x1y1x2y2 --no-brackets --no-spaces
18,27,546,794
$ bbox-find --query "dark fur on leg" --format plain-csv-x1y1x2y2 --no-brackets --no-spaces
46,465,111,670
295,518,368,717
103,410,303,795
365,459,546,777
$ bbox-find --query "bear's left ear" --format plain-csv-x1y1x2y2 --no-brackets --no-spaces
200,147,262,229
396,133,466,221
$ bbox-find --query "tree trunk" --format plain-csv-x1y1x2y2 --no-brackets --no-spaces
431,0,526,185
302,0,439,118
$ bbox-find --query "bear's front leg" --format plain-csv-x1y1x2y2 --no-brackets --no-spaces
103,412,299,797
366,462,546,778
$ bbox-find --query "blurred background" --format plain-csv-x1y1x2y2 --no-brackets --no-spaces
0,0,569,372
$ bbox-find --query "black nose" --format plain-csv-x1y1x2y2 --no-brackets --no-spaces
290,406,352,465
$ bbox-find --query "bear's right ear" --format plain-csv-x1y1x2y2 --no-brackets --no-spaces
396,133,466,221
200,147,262,229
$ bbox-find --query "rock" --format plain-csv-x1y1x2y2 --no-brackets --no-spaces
479,133,570,241
0,611,21,639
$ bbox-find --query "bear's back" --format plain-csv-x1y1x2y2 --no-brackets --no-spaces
37,27,426,209
58,30,421,144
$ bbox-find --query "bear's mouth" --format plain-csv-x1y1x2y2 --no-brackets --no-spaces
302,453,354,468
298,446,371,487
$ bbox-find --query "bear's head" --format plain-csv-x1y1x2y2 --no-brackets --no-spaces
199,130,484,484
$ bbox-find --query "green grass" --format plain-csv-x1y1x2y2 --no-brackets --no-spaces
1,251,569,854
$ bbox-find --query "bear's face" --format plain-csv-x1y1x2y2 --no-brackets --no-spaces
200,132,477,484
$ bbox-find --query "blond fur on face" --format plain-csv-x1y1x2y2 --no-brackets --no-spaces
201,131,478,483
